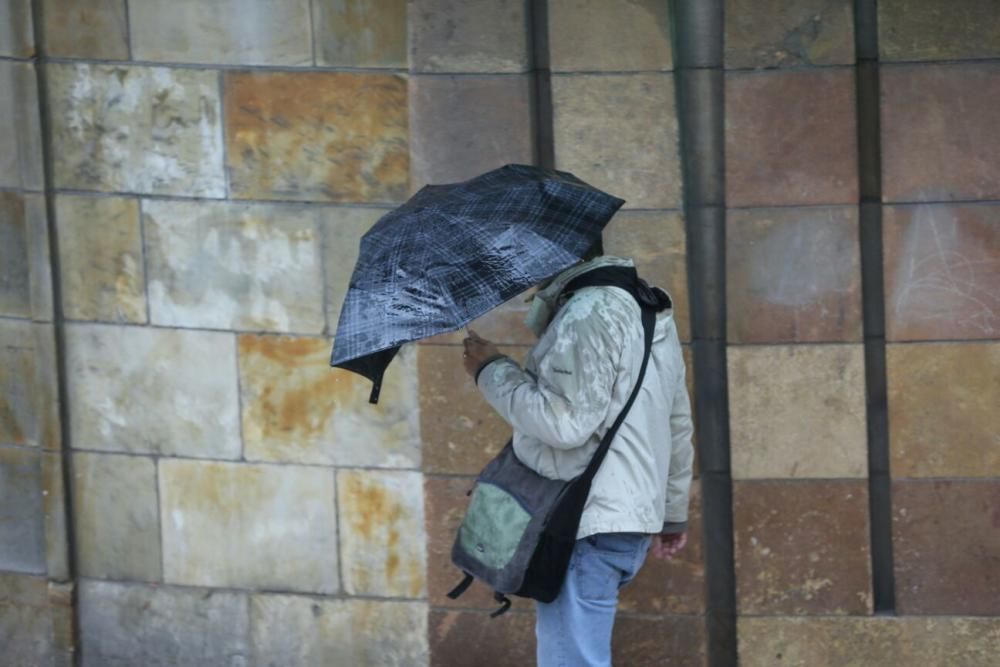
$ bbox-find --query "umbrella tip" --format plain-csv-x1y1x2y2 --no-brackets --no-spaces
368,382,381,404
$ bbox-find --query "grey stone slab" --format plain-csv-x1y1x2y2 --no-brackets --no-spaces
0,573,54,667
252,595,428,667
409,0,530,73
160,460,339,593
79,580,250,667
0,192,51,321
42,452,69,581
144,200,325,333
0,0,33,58
130,0,312,66
0,61,43,190
0,319,60,450
73,451,161,581
549,0,673,72
0,446,45,574
313,0,407,68
65,323,241,458
41,0,128,60
47,63,225,197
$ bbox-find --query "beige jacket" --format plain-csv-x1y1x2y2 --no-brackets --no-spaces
476,257,694,539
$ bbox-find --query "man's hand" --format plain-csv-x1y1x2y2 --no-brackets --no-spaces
462,330,500,378
650,531,688,561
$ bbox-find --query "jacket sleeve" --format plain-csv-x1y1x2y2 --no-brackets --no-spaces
662,360,694,532
475,296,621,450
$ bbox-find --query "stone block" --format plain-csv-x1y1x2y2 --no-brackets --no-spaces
725,0,854,68
130,0,311,65
0,61,43,190
251,595,428,666
739,616,1000,667
893,479,1000,614
0,446,45,574
0,574,53,667
313,0,407,68
0,0,31,57
727,206,862,343
322,206,388,331
726,69,857,207
409,0,530,73
612,615,709,667
72,451,160,581
338,469,426,598
143,200,325,333
883,203,999,340
429,610,535,667
0,192,51,321
548,0,672,72
239,334,420,467
421,296,536,346
0,319,59,450
41,452,68,580
56,195,146,323
160,459,339,593
880,0,1000,61
882,63,1000,202
418,345,515,475
888,343,999,477
553,74,681,209
78,580,249,667
729,345,867,479
605,210,690,341
41,0,128,60
224,71,408,203
66,323,241,458
47,63,224,197
619,481,705,614
734,480,872,614
409,74,534,189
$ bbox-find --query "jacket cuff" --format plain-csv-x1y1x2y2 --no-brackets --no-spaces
660,520,688,535
474,354,510,386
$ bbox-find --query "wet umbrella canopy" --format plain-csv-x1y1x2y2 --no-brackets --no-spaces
329,164,626,403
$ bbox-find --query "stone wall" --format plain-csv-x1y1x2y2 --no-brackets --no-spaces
1,1,998,666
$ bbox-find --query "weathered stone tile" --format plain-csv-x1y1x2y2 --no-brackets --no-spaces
893,479,1000,614
0,446,45,574
0,0,32,58
78,580,249,667
0,61,43,190
143,200,325,333
418,345,515,475
338,469,426,598
553,74,681,209
729,345,867,479
727,207,862,343
883,204,999,340
880,0,1000,61
313,0,407,68
619,481,705,614
47,581,74,667
739,616,1000,667
41,0,127,60
0,193,52,321
56,195,146,323
224,71,408,203
239,335,419,467
548,0,672,72
421,295,536,346
0,320,59,450
66,324,240,458
251,595,428,666
41,452,68,581
613,615,709,667
47,63,224,197
0,573,54,667
888,343,999,477
409,0,529,73
322,206,387,331
882,63,1000,202
605,210,690,341
429,610,535,667
725,0,854,68
161,460,338,593
409,74,534,189
734,480,872,614
130,0,311,66
726,69,857,207
72,451,160,581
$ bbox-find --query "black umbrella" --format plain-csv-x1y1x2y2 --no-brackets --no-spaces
329,164,625,403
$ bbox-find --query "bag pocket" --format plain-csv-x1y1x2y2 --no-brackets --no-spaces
459,482,532,571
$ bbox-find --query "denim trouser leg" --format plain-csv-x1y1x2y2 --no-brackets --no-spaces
535,532,652,667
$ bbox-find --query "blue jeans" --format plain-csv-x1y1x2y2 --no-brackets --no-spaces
535,532,652,667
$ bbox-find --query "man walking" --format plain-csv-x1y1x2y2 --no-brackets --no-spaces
462,254,694,666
